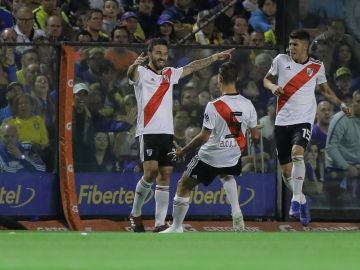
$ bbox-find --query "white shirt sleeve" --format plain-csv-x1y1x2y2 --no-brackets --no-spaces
170,67,184,84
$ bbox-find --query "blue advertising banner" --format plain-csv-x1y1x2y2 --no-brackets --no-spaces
0,173,60,216
75,172,276,217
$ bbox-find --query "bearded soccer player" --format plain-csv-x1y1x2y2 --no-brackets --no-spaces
263,29,352,226
127,38,234,232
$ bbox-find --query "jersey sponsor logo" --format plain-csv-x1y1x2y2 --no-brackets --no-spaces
277,63,321,112
143,68,172,127
286,65,291,70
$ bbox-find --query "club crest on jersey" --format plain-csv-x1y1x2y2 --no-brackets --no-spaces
307,68,313,77
162,74,170,83
146,149,153,156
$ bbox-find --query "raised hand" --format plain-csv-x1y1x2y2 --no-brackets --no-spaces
134,52,149,66
214,48,235,61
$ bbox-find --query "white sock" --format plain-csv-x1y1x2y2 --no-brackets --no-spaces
291,155,305,202
131,178,153,217
172,195,190,229
282,175,293,192
220,175,241,217
154,185,169,227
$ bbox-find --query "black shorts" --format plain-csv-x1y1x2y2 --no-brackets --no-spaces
274,123,312,165
139,134,175,166
184,155,242,186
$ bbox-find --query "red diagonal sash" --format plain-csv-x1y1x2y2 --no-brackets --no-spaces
143,68,172,127
277,63,321,112
213,100,246,152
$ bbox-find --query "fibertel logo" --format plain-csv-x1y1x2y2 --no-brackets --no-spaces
0,185,36,208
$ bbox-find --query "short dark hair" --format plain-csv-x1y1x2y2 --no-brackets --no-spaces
258,0,276,9
147,38,169,52
111,25,129,40
219,62,238,84
289,29,310,43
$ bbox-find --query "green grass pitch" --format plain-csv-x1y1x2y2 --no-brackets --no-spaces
1,231,359,270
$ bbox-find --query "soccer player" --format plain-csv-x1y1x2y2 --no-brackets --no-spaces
161,61,259,233
127,38,234,232
263,29,352,226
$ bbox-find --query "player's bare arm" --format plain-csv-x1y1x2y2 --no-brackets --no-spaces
263,73,284,96
168,127,211,160
319,82,353,117
127,52,149,82
181,48,235,78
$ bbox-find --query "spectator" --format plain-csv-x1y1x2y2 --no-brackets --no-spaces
0,124,46,172
0,6,14,32
13,6,46,43
16,49,40,86
3,94,49,151
223,15,250,45
45,14,68,41
248,30,265,46
303,142,324,197
72,82,97,172
193,10,223,45
84,8,110,42
309,39,332,71
136,0,158,40
333,67,354,103
325,90,360,201
102,0,122,36
311,101,334,151
120,11,145,43
210,0,251,39
310,19,360,70
329,41,360,82
76,29,92,42
94,131,115,172
154,15,177,44
173,105,192,146
0,82,24,124
249,0,276,33
160,0,198,40
104,26,138,76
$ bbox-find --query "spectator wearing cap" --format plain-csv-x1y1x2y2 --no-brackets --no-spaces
72,82,97,172
0,82,24,124
136,0,158,40
193,10,223,45
102,0,123,36
153,14,177,44
84,8,110,42
0,6,14,32
120,11,145,43
334,66,354,102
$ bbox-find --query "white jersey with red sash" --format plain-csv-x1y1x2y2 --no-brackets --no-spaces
130,65,183,136
198,94,258,167
268,54,327,126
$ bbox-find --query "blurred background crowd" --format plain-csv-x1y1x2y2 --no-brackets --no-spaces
0,0,359,208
